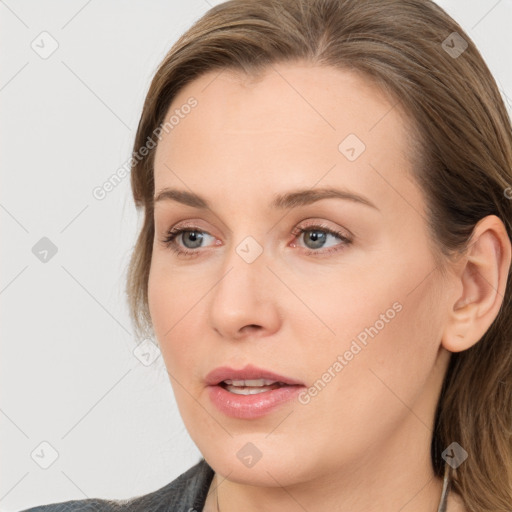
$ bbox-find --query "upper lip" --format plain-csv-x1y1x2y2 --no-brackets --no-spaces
205,364,304,386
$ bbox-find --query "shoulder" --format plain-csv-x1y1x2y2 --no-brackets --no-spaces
20,458,215,512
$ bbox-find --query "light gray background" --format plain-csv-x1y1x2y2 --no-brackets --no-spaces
1,1,511,510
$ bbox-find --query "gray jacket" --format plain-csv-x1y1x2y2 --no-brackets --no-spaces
20,459,214,512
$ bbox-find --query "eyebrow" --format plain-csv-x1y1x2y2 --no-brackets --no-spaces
153,187,379,211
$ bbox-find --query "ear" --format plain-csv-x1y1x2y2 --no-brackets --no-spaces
442,215,511,353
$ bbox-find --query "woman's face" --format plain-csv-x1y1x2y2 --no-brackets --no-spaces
149,62,455,486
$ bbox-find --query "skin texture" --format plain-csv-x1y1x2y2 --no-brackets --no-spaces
148,62,510,512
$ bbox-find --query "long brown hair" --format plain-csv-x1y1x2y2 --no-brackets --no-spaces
126,1,512,509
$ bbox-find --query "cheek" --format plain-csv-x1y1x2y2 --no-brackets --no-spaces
148,263,188,365
295,279,443,462
148,257,202,337
306,247,443,402
147,264,171,342
148,260,213,382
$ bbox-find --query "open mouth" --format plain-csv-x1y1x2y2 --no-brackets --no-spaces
220,378,291,395
205,364,305,418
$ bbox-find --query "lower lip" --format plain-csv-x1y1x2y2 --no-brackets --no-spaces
207,384,304,419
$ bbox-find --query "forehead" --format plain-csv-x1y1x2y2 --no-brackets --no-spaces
153,62,420,214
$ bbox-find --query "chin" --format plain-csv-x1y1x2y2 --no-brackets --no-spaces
198,434,313,487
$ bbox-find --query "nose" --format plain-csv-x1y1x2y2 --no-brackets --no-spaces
207,240,282,341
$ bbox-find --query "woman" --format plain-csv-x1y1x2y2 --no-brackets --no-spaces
23,0,512,510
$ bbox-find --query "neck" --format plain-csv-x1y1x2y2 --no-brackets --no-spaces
206,423,446,512
211,468,445,512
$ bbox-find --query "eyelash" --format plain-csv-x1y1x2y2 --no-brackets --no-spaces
160,222,352,258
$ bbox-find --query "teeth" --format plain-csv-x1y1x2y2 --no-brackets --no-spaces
226,385,269,395
221,379,291,394
223,378,279,386
225,385,275,395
